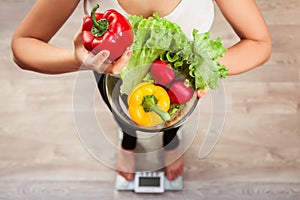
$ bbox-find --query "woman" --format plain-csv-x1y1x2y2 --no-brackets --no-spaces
11,0,272,181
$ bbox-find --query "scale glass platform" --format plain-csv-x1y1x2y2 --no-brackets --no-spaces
115,171,183,193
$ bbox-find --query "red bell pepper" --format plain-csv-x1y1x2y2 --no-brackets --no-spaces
82,4,134,61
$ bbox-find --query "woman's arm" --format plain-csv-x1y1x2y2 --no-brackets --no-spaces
215,0,272,75
11,0,82,74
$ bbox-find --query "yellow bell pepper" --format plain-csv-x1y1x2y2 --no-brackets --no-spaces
128,82,171,126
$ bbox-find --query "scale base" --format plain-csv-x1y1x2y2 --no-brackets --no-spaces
115,171,183,193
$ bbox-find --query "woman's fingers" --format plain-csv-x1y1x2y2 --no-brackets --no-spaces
81,50,109,72
90,50,110,72
196,86,209,98
81,49,132,74
104,49,132,74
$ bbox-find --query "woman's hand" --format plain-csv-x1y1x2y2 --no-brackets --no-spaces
73,29,132,74
195,86,209,99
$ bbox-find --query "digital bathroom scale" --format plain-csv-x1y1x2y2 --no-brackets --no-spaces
115,171,183,193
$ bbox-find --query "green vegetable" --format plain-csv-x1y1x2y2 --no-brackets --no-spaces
188,30,228,90
120,13,189,94
168,104,186,118
120,13,228,94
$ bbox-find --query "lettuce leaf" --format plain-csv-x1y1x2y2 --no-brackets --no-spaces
190,30,228,89
120,13,189,94
120,13,228,94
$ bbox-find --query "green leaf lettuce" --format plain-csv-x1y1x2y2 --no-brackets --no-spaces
120,13,228,94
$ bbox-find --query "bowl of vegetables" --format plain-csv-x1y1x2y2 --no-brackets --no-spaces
104,13,228,132
104,60,199,132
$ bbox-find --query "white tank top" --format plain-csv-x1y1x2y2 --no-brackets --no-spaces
83,0,214,39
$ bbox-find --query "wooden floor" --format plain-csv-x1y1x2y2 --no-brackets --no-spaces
0,0,299,199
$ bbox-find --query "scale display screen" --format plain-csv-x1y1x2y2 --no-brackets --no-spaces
134,172,165,193
116,171,183,193
139,177,160,187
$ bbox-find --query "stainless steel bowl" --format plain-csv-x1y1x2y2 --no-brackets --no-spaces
103,74,199,133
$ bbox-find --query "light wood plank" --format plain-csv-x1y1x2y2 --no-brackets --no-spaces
0,181,299,200
0,0,300,199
